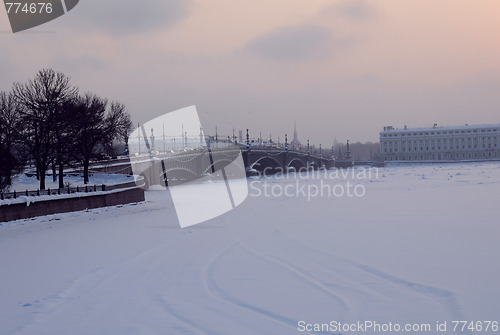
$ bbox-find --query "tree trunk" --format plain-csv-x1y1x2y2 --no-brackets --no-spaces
58,162,64,189
52,164,57,182
39,164,46,190
83,157,90,184
56,142,65,189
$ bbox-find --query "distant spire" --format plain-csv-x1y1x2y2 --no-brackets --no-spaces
293,120,298,142
292,120,299,148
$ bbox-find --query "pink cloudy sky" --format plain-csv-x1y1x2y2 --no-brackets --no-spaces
1,0,499,144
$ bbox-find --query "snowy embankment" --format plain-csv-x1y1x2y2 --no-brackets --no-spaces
0,162,499,335
7,173,134,193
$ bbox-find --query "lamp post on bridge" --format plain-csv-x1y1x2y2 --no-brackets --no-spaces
137,122,141,154
307,139,310,155
246,129,250,150
150,128,155,154
215,126,218,149
163,124,166,153
285,134,288,151
199,126,204,147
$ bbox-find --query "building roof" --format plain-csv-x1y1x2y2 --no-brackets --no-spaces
380,123,500,134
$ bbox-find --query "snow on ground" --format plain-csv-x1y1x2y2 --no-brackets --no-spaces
0,162,499,335
7,173,134,192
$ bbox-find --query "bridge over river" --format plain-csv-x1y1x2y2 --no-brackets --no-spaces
90,139,350,188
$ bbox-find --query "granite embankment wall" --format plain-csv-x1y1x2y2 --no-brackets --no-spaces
0,184,145,223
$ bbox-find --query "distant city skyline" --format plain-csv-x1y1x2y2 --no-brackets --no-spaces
1,0,499,145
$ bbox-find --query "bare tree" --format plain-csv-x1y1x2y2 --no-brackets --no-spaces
64,95,132,184
69,93,108,184
103,101,133,156
12,69,77,190
0,91,25,192
53,100,79,188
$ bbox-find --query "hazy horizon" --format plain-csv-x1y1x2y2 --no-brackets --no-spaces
1,0,499,145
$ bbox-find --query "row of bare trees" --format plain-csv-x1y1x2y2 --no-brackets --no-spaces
0,69,132,192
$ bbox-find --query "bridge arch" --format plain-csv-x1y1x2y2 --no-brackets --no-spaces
203,158,246,176
250,155,282,174
287,157,307,171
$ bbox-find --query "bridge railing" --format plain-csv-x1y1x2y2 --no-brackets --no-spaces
1,184,106,201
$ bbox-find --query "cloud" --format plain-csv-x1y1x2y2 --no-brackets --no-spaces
244,25,352,62
68,0,192,36
336,0,378,21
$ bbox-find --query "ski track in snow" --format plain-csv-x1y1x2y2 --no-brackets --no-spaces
239,242,351,318
14,243,170,335
237,228,464,324
202,242,310,334
353,263,465,321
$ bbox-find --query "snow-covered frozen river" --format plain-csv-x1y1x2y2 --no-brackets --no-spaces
1,162,499,334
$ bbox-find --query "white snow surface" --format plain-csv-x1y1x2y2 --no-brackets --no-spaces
7,173,134,192
0,162,499,334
